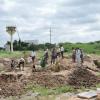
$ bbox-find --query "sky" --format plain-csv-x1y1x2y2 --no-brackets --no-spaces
0,0,100,47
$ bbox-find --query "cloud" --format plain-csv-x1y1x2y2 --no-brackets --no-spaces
0,0,100,47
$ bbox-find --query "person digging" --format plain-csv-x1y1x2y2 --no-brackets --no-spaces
17,58,25,71
11,59,16,71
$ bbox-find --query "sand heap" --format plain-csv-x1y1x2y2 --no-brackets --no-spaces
67,67,98,88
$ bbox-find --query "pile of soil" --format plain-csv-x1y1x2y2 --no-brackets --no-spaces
67,67,99,88
30,72,67,88
0,73,26,97
50,63,68,72
0,82,24,97
84,55,92,62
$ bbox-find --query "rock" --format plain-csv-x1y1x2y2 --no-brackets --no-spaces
77,91,97,99
31,93,40,97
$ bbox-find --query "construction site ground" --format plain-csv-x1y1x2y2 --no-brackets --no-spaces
0,54,100,100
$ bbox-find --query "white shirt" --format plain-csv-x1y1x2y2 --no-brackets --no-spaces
31,51,36,57
76,49,81,56
61,47,64,52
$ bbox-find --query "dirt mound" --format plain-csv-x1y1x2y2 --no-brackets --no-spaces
67,67,98,88
84,55,92,62
30,72,67,88
50,63,68,72
48,58,74,72
0,73,26,97
0,82,24,97
0,73,23,82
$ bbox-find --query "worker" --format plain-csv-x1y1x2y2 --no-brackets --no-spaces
31,50,36,63
80,49,84,63
72,47,76,63
11,60,15,70
18,58,25,71
44,49,49,64
57,46,61,58
60,45,64,59
75,48,82,67
51,48,57,64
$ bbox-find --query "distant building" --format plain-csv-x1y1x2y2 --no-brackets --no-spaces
24,40,39,45
4,44,10,51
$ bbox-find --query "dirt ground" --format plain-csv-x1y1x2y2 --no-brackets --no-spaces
0,54,100,99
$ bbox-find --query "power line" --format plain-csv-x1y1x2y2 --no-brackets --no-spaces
50,27,51,44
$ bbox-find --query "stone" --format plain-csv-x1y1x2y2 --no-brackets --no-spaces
77,91,97,99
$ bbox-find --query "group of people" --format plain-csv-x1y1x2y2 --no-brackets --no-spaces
10,46,84,71
72,47,84,66
43,46,64,65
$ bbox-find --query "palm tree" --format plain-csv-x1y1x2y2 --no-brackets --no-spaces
6,26,16,52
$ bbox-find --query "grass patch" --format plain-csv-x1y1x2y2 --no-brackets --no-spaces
95,72,100,77
96,84,100,88
0,51,24,58
25,85,75,96
0,50,44,59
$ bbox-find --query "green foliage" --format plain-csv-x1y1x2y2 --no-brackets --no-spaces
45,43,55,49
0,51,24,58
59,42,100,54
6,40,55,51
96,84,100,88
26,85,75,96
3,40,100,56
40,57,46,68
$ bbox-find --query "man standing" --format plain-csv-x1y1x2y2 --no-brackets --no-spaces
72,47,76,63
44,49,49,64
75,48,82,67
60,45,64,59
51,48,57,64
31,51,36,71
80,49,84,63
57,46,61,58
31,50,36,63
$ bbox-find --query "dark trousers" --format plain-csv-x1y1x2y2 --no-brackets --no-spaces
61,51,64,58
72,54,76,62
51,58,55,64
32,56,35,63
